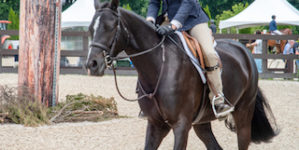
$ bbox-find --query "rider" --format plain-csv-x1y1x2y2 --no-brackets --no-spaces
269,15,282,35
146,0,233,119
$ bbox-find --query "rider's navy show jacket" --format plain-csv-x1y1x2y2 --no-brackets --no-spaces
269,20,277,31
147,0,209,31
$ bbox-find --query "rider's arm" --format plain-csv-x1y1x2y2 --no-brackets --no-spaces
146,0,161,23
171,0,197,29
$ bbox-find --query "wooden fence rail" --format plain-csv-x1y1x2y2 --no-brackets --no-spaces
1,30,298,78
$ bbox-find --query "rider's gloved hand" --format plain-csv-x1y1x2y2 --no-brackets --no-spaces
156,24,176,36
146,17,155,24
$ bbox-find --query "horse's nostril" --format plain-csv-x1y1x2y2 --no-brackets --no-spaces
91,60,98,68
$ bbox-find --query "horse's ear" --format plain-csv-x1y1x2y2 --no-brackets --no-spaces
94,0,101,10
110,0,119,11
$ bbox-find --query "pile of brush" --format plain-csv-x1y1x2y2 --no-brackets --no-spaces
0,86,119,126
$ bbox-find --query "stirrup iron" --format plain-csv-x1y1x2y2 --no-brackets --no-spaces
212,94,234,118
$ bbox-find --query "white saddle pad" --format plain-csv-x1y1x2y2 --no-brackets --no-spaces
175,31,207,84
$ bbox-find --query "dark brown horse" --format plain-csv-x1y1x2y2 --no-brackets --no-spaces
86,0,278,149
268,28,292,54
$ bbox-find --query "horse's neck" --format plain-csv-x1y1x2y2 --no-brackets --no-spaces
120,9,164,81
120,10,161,51
121,10,162,65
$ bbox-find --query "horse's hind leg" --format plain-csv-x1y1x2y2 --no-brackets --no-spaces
144,120,170,150
193,122,222,150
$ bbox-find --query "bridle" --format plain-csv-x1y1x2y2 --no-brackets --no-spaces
90,8,166,66
89,8,167,103
89,8,129,68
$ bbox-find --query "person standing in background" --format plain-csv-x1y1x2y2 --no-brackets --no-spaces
246,30,263,73
295,42,299,71
210,20,217,34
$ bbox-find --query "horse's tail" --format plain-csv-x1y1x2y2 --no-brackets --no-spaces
251,87,279,143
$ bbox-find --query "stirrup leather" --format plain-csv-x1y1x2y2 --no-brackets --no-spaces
212,94,235,118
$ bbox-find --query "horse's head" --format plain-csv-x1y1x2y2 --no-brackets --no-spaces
86,0,124,76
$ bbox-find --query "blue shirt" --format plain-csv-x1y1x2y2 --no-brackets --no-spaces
269,20,277,31
283,43,294,55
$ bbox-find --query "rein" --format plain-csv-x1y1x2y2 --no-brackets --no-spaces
89,8,167,102
112,44,166,102
111,36,166,60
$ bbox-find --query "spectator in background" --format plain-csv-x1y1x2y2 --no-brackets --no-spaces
293,41,298,54
283,40,295,55
283,40,295,72
14,46,19,68
246,30,262,73
294,41,299,71
210,20,217,34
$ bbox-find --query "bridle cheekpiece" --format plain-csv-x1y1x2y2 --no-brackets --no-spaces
90,7,129,68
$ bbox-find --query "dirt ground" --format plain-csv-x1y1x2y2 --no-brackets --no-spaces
0,73,298,150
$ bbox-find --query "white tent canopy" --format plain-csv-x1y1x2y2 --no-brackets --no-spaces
219,0,299,29
62,0,95,28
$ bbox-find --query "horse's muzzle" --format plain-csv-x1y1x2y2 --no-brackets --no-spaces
86,58,105,76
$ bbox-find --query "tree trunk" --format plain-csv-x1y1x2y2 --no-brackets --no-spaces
18,0,61,107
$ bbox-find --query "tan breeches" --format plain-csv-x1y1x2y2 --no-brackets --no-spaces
190,23,223,100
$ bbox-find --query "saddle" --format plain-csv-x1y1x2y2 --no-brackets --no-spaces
182,31,205,69
181,31,222,71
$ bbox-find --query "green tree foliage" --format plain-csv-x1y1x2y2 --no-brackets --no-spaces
0,0,19,20
63,0,78,11
287,0,299,9
216,2,248,22
119,0,148,17
0,3,9,20
203,5,212,19
7,8,19,30
215,2,249,33
0,0,298,34
1,0,298,20
122,4,132,11
7,7,19,39
199,0,254,19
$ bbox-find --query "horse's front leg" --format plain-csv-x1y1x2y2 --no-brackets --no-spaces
144,120,170,150
173,117,192,150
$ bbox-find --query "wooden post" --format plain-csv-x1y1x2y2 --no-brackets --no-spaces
262,40,268,73
82,35,89,66
18,0,61,107
0,41,2,73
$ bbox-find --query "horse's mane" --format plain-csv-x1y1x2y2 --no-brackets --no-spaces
119,8,157,31
96,2,156,32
